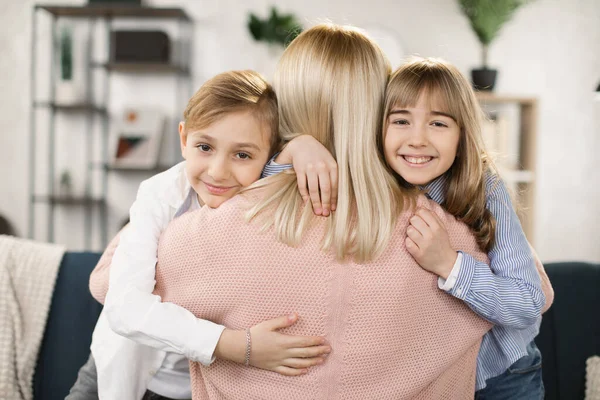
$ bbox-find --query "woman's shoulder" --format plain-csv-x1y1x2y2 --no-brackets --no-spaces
165,189,262,234
389,194,464,238
157,187,281,263
414,194,454,224
416,195,480,242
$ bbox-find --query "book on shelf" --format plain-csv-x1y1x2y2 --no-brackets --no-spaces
481,102,521,171
480,102,535,199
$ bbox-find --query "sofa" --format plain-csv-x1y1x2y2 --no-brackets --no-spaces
32,253,599,400
534,261,600,399
33,252,102,400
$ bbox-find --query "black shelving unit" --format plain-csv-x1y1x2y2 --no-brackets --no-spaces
103,164,173,173
96,62,190,75
36,5,191,19
29,4,192,249
33,195,107,206
33,102,108,114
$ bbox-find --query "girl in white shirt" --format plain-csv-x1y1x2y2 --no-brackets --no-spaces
70,70,333,400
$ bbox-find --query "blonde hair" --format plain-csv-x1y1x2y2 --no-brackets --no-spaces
383,57,497,252
183,70,279,156
246,23,408,263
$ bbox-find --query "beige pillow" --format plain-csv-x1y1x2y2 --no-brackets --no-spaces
587,356,600,400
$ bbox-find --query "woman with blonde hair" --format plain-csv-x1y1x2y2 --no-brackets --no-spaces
92,23,492,398
149,23,492,398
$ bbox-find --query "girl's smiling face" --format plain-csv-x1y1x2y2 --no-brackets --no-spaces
180,110,271,208
384,92,460,186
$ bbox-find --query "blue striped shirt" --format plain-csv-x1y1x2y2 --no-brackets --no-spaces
261,156,292,178
261,160,545,390
424,174,544,390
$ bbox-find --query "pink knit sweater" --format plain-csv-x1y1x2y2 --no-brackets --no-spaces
145,193,489,399
89,192,553,399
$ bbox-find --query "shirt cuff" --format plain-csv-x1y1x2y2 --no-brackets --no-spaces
187,320,227,366
438,252,462,291
447,251,479,300
270,153,283,166
261,152,293,178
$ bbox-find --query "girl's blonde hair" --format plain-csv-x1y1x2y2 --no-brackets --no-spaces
383,57,497,252
246,23,408,263
183,70,279,156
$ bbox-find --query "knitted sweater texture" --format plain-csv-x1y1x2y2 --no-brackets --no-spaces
152,193,492,399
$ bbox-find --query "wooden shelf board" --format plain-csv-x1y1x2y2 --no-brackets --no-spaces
498,168,535,183
476,92,537,105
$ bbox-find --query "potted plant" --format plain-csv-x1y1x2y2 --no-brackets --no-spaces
247,7,302,77
248,7,303,49
59,170,73,198
458,0,532,91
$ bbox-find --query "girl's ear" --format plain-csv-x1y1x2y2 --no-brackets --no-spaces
178,122,187,159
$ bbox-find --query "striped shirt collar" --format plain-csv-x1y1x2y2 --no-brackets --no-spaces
421,174,447,205
174,187,199,218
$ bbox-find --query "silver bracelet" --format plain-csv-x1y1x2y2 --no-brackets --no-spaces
244,328,252,366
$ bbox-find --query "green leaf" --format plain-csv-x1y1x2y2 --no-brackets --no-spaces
248,14,263,41
247,6,303,48
458,0,531,45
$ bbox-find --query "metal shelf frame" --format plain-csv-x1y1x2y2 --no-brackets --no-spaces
29,4,193,249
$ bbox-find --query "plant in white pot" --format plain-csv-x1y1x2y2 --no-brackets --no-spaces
247,7,302,78
458,0,532,91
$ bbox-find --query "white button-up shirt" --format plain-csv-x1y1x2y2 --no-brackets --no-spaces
92,161,226,400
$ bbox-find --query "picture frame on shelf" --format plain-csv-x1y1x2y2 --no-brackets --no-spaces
110,108,166,169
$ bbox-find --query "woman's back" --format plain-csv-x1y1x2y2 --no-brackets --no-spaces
155,190,491,399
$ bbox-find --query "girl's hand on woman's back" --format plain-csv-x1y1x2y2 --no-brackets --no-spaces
214,313,331,376
276,135,338,217
406,208,458,279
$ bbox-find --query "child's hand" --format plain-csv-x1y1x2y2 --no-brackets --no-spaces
249,313,331,375
277,135,338,217
405,208,457,279
215,313,331,376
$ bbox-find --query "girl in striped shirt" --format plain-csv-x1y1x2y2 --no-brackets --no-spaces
381,57,549,399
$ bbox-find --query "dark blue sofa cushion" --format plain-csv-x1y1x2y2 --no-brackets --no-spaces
33,252,102,400
535,262,600,400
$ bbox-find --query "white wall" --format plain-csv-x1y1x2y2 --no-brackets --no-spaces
0,0,599,262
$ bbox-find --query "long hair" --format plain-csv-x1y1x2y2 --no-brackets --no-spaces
246,23,408,263
183,70,280,156
383,57,497,252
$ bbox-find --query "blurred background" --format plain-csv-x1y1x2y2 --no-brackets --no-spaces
0,0,598,263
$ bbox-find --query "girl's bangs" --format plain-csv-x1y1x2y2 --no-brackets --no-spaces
386,68,460,124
